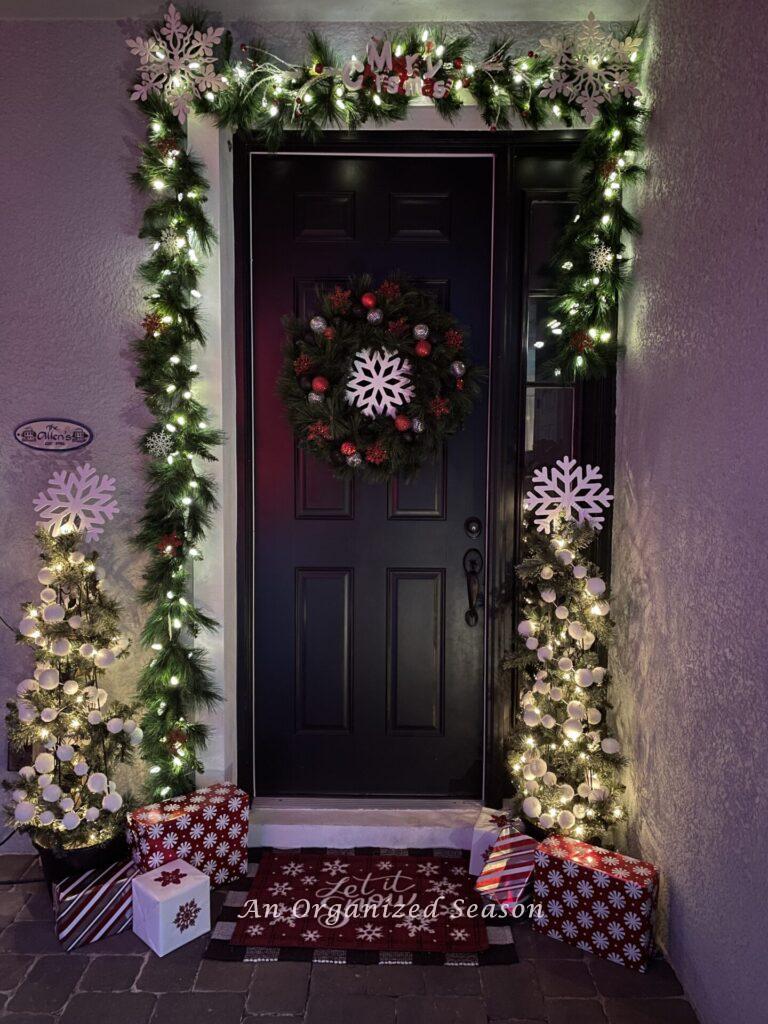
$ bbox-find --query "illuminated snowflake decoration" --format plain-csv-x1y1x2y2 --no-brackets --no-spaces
525,456,613,533
539,12,642,124
145,430,174,459
589,243,614,273
345,348,415,419
34,464,119,541
126,4,225,123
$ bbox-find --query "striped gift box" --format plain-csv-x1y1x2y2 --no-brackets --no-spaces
53,860,138,951
475,827,539,911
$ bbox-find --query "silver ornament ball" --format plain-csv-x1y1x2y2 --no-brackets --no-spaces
366,308,384,325
346,452,362,467
450,360,466,378
413,323,430,340
309,315,327,333
411,417,425,434
308,392,324,404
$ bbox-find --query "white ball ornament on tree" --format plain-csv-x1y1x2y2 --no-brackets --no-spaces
102,792,123,813
19,765,36,781
558,656,573,672
525,636,539,650
14,802,36,822
529,757,548,778
79,643,95,657
557,810,576,830
523,708,541,727
583,631,596,650
62,680,79,696
59,796,75,812
586,577,606,596
38,668,59,690
39,810,55,826
37,774,53,789
62,811,81,830
567,621,586,641
539,813,555,830
56,744,75,762
540,588,556,603
540,565,554,580
68,615,83,629
94,649,116,668
129,727,143,746
563,718,584,741
567,700,586,720
593,667,606,683
85,806,100,822
541,714,556,729
42,603,65,623
537,645,553,662
34,752,55,775
73,760,89,777
601,737,621,755
517,619,536,638
42,784,62,802
555,605,569,620
38,568,55,585
123,719,137,735
572,564,587,579
574,668,593,688
18,617,39,637
40,707,58,723
17,679,37,697
69,550,86,565
532,678,549,694
87,710,102,725
86,772,108,794
587,707,602,725
573,803,587,819
18,703,36,724
51,638,72,657
106,717,124,734
542,771,557,787
40,586,57,603
577,782,591,798
522,797,542,819
549,686,563,702
556,549,573,565
524,779,540,794
559,783,576,801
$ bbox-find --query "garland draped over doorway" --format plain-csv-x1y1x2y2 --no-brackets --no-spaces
127,6,646,795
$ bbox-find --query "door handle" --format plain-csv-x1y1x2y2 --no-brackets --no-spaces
463,548,484,627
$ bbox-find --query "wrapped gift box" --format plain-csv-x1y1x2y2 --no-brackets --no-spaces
475,826,539,911
132,858,210,957
532,836,659,971
469,807,519,876
127,782,250,884
53,859,138,951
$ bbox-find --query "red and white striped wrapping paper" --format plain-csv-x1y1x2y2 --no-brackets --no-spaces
475,826,539,911
53,859,138,951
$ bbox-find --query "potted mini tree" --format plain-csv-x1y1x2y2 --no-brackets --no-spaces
5,524,141,887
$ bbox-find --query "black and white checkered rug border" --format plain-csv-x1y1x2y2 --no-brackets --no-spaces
203,847,518,967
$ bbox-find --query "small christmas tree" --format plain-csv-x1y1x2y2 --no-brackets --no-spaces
505,459,624,842
4,527,140,850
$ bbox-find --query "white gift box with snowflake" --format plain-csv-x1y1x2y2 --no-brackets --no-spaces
132,858,211,956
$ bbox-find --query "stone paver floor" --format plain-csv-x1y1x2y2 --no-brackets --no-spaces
0,853,699,1023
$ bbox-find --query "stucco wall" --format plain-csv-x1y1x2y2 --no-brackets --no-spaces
611,2,768,1022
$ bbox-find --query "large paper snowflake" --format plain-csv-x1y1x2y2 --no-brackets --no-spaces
126,4,225,123
525,456,613,533
539,12,642,124
34,463,119,541
345,348,414,419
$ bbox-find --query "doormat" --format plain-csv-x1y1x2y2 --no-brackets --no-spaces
204,848,518,966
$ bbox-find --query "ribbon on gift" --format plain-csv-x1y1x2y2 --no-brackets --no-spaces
475,826,539,911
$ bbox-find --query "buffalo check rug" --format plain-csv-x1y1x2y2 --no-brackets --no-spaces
204,848,519,966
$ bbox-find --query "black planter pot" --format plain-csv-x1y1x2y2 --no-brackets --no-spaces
34,831,129,899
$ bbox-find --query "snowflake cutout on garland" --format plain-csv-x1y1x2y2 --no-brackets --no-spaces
126,4,225,123
589,243,614,273
345,348,414,419
34,463,119,541
525,456,614,533
145,430,174,459
539,12,642,124
173,898,201,932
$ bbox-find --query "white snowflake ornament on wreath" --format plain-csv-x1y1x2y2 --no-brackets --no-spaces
589,243,614,274
525,456,613,533
34,464,119,541
126,4,226,123
345,348,415,419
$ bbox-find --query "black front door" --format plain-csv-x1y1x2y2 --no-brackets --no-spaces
248,153,494,796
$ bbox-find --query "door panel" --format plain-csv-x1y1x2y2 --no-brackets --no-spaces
250,154,494,796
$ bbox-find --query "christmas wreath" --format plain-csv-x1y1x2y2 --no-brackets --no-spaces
278,276,481,481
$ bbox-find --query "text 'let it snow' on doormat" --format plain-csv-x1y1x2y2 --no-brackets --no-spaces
204,847,519,966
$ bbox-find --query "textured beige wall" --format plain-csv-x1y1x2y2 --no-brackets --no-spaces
611,2,768,1022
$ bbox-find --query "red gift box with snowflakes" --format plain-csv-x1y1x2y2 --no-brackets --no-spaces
126,782,250,885
531,836,658,971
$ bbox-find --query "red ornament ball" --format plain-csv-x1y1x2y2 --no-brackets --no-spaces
454,57,464,69
322,326,336,341
311,376,330,394
361,292,377,309
414,339,432,358
394,415,412,432
340,441,357,457
313,62,324,74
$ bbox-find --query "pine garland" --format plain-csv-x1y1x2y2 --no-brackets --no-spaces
132,89,224,800
278,275,480,482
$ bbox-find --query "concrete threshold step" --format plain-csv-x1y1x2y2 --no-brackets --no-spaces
248,797,483,850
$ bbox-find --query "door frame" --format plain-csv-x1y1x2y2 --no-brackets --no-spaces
233,129,587,806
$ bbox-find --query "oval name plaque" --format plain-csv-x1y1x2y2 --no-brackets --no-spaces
14,419,93,452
